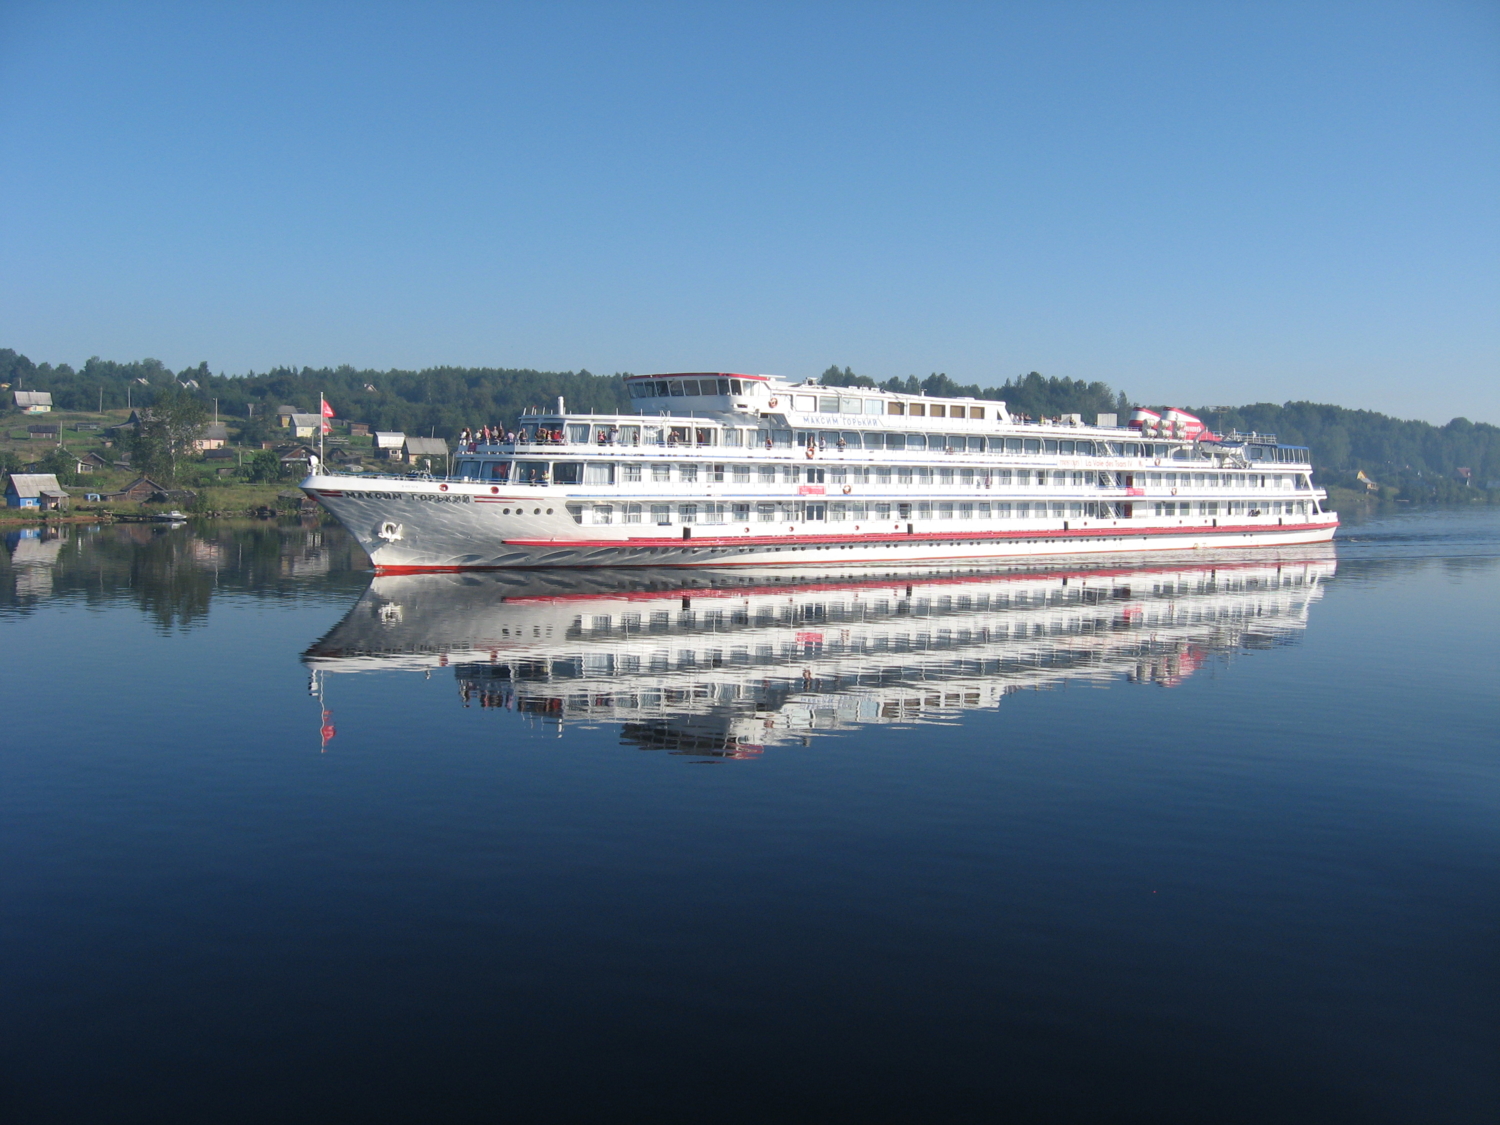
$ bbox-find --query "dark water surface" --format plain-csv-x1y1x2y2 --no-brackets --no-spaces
3,509,1498,1123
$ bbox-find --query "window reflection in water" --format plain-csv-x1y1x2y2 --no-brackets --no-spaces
304,550,1335,758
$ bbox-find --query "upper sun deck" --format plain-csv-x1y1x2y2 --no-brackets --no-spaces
623,372,1015,428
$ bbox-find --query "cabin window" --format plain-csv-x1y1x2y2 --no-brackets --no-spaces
710,464,725,483
876,503,892,519
959,468,975,486
793,395,816,412
591,504,614,525
1059,441,1075,455
995,503,1012,518
838,432,860,448
888,401,906,415
517,461,549,484
915,467,932,484
1004,438,1022,453
1023,439,1041,454
839,397,861,414
818,396,839,412
806,467,825,483
723,428,743,446
853,502,869,519
995,469,1012,485
938,468,954,485
1044,440,1059,454
680,464,699,483
898,466,914,484
652,464,671,482
876,467,892,484
757,502,776,522
584,463,614,485
862,432,883,448
696,428,715,446
969,407,984,419
703,503,726,524
967,437,984,452
959,502,975,519
643,426,662,445
907,434,926,450
910,403,926,417
830,503,848,521
916,502,932,519
758,465,776,484
976,502,990,518
667,426,690,445
732,464,750,483
732,502,750,522
930,404,945,417
888,434,906,451
777,465,795,483
805,503,826,521
773,430,793,448
829,466,847,483
651,503,671,524
622,463,642,483
1015,502,1031,517
552,462,583,485
937,502,954,519
864,399,884,415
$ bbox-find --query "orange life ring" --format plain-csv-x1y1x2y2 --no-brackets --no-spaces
768,397,778,408
805,448,814,459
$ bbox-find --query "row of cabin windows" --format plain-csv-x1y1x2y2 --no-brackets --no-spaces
512,422,1226,460
455,459,1302,490
1153,500,1309,517
583,501,1146,525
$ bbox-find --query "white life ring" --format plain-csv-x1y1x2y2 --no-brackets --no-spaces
805,447,815,459
842,485,852,494
377,521,403,541
1171,488,1178,495
768,397,779,408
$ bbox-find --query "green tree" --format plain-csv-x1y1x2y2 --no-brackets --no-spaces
130,386,209,481
244,450,285,483
39,445,81,485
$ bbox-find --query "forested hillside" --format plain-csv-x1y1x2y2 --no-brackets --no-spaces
3,348,1493,500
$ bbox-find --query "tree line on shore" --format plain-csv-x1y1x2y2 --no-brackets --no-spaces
3,348,1495,502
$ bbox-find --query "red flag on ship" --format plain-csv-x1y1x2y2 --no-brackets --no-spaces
321,396,334,434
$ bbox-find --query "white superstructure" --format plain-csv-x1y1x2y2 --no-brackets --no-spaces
302,372,1337,572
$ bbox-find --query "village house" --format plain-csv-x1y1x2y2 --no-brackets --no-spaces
374,432,406,459
6,473,69,510
108,476,172,503
402,436,449,471
289,414,322,439
277,405,298,428
348,422,370,437
81,451,112,471
13,390,52,414
279,446,317,473
27,423,61,441
193,422,229,451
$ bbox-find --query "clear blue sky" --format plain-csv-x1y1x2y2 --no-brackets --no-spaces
3,1,1497,423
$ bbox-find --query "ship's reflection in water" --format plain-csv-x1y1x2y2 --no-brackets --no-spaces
305,548,1335,757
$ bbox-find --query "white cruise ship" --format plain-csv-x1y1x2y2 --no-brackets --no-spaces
304,552,1336,755
301,372,1338,572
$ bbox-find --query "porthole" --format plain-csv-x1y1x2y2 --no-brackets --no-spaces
534,508,541,515
546,508,553,514
502,508,510,515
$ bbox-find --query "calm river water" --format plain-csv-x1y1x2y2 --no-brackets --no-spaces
3,508,1498,1123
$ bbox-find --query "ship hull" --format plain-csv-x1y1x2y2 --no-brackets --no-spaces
304,475,1337,573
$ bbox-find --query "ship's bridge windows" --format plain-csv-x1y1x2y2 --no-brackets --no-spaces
864,399,884,415
838,397,861,414
818,395,840,412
